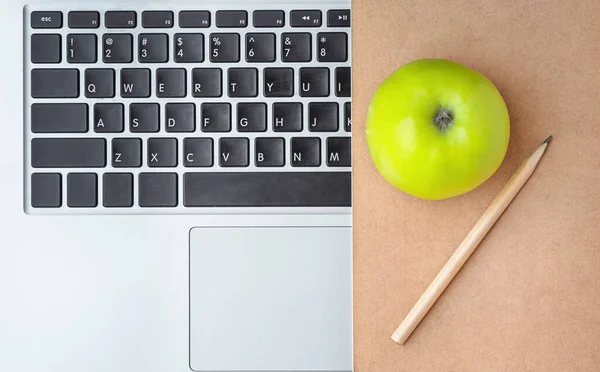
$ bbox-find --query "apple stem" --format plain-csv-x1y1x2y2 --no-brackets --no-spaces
434,108,454,131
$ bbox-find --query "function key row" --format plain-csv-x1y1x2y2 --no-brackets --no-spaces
30,9,350,29
30,101,352,133
30,32,348,64
30,137,350,169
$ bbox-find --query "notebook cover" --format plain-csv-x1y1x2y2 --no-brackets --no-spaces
352,0,600,370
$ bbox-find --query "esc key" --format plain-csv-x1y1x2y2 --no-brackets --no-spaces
31,11,63,28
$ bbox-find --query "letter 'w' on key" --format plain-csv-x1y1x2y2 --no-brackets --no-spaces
120,69,150,98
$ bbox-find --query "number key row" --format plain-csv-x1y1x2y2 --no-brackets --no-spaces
30,32,348,64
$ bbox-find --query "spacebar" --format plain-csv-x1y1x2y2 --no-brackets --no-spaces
183,172,351,207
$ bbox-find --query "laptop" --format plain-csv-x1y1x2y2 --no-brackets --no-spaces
0,0,352,371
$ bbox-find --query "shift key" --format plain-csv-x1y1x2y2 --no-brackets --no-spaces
31,138,106,168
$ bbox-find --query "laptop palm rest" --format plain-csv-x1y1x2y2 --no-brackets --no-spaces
189,226,352,372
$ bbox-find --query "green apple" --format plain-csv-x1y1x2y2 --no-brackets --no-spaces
366,58,510,200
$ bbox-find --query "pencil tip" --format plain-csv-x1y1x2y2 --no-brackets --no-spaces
542,135,553,145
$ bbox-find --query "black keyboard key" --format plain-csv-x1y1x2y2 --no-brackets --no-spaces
31,103,88,133
327,137,351,167
112,138,141,167
139,34,168,63
246,33,275,62
300,67,329,97
290,10,321,27
156,68,186,98
139,173,178,207
201,103,231,132
336,67,351,97
273,102,302,132
175,34,204,62
281,33,311,62
130,103,159,132
103,173,133,208
166,103,195,132
228,68,257,97
31,138,106,168
318,32,347,62
184,172,351,207
148,138,177,167
94,103,123,133
237,103,266,132
219,138,249,167
327,10,350,27
291,137,321,167
142,11,174,28
31,69,79,98
67,34,97,63
67,173,97,207
192,68,222,97
210,33,240,62
121,68,150,98
103,34,133,63
216,10,247,28
255,137,285,167
253,10,284,27
309,102,339,132
263,68,293,97
105,11,136,28
31,173,61,208
344,102,351,132
85,68,115,98
120,68,150,98
31,34,61,63
68,11,100,28
31,11,62,29
184,138,213,167
179,11,210,28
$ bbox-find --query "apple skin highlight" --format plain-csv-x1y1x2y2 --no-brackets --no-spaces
366,58,510,200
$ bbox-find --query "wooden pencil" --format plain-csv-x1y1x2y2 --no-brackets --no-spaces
391,135,553,345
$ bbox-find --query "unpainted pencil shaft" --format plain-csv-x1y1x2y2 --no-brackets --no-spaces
391,136,552,345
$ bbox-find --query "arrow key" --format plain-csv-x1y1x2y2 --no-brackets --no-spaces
290,10,322,27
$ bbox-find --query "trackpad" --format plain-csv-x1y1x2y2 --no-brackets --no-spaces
189,226,352,371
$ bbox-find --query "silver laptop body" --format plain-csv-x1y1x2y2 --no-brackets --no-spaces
1,0,352,371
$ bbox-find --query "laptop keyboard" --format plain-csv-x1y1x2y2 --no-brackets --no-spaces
24,5,351,212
